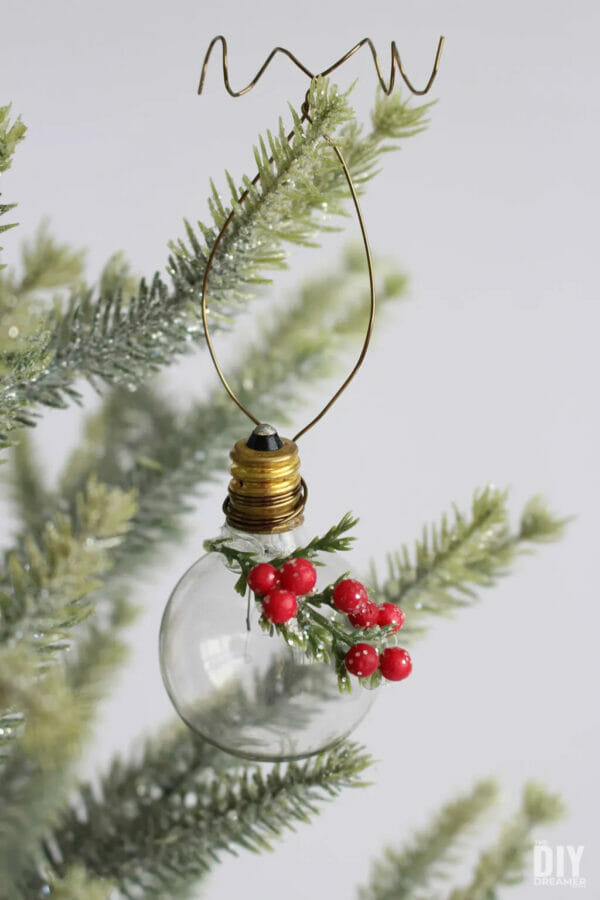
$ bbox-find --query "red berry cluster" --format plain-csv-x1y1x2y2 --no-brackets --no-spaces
248,558,317,625
247,565,412,685
332,579,412,682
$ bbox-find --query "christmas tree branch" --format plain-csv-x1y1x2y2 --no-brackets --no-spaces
358,779,498,900
0,594,136,900
64,593,135,699
40,739,371,898
45,866,115,900
359,780,563,900
0,477,136,761
9,431,54,533
0,221,87,359
369,488,568,644
0,104,26,266
448,782,564,900
0,82,430,446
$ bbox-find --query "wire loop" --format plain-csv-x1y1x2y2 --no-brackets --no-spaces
200,124,375,441
199,35,443,441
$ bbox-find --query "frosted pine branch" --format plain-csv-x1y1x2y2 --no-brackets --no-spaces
0,104,26,265
0,477,136,759
359,779,498,900
0,82,430,446
369,488,568,643
40,739,371,898
449,782,564,900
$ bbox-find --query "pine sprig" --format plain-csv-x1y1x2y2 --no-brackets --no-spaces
18,220,85,295
359,779,564,900
0,598,135,900
0,82,430,446
40,738,371,898
273,511,358,565
449,782,564,900
44,866,115,900
0,477,136,758
0,105,26,175
0,475,136,638
359,779,498,900
8,431,54,534
0,104,27,266
204,512,358,596
0,222,86,358
369,487,568,643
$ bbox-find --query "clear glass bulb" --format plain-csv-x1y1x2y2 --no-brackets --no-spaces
159,523,375,761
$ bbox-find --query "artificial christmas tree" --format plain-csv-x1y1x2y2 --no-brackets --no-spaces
0,60,565,897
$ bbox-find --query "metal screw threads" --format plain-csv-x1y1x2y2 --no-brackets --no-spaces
224,425,306,534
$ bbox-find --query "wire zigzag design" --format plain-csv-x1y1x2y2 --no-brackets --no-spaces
198,34,445,99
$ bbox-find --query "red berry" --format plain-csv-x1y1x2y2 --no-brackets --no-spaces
248,563,279,597
378,603,406,633
332,579,369,614
344,643,379,677
349,601,380,629
248,563,279,596
380,647,412,681
262,588,298,624
278,557,317,595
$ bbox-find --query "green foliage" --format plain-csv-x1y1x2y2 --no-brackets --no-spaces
0,105,26,175
360,779,563,900
0,475,136,639
519,494,571,542
359,779,499,900
0,80,430,447
18,219,85,295
274,511,359,564
371,87,434,142
45,866,115,900
98,248,138,298
0,476,136,762
449,782,564,900
40,738,371,898
205,511,358,596
8,431,53,533
369,487,567,644
0,595,136,899
0,104,27,265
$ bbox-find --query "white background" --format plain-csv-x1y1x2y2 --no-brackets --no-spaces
1,1,599,897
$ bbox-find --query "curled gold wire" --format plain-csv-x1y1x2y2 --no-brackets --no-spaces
199,34,443,441
198,34,445,98
200,125,375,442
291,134,374,443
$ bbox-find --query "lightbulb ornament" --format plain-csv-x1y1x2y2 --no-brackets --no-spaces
159,35,443,761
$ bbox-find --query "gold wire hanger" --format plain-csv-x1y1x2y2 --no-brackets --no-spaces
198,35,444,442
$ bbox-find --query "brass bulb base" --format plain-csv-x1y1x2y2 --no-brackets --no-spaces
224,426,306,534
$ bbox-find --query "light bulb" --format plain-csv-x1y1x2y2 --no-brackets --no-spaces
159,523,374,761
159,424,376,761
